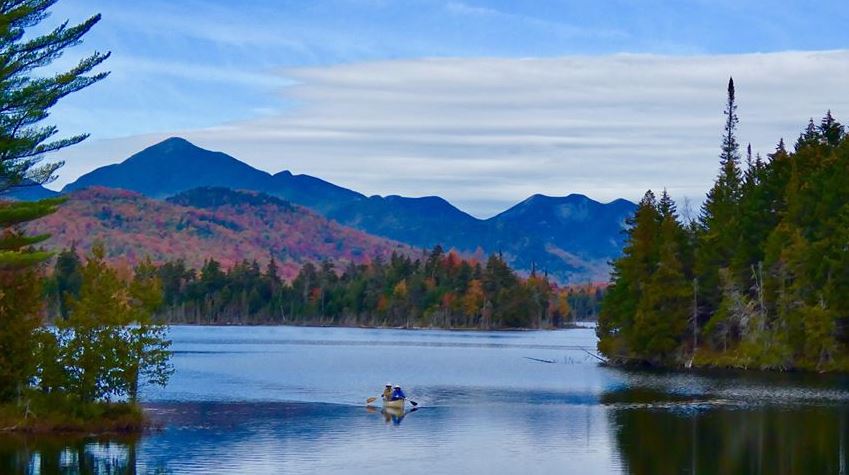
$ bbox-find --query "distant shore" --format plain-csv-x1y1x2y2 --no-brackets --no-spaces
156,320,593,331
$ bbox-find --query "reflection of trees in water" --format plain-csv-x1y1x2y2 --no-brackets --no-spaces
604,391,849,475
0,435,157,474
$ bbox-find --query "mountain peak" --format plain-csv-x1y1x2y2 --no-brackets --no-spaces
63,137,273,198
128,137,225,164
135,137,203,156
512,193,596,211
158,136,194,146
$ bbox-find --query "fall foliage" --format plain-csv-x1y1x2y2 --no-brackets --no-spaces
48,245,599,328
27,186,412,278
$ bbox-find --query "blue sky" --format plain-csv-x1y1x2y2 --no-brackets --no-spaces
41,0,849,216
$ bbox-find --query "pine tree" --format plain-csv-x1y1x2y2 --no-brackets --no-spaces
0,0,109,265
598,190,661,360
0,198,61,267
0,254,43,400
696,77,743,318
632,206,692,363
0,1,108,401
0,1,109,194
732,144,777,292
53,245,83,318
795,118,820,150
266,255,280,284
818,110,844,147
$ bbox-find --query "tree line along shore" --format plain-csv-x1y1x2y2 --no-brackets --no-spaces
599,79,849,373
47,244,604,329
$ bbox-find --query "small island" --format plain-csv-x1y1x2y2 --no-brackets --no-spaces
0,242,172,434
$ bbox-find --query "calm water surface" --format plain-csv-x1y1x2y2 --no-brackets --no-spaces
4,325,849,474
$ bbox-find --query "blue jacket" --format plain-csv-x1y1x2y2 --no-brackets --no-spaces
391,387,406,400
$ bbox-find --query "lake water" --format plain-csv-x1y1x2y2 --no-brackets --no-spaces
3,325,849,474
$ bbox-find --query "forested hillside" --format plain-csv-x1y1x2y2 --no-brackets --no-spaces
26,185,605,329
26,187,409,278
598,78,849,372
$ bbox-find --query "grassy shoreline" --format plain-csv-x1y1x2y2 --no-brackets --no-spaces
603,351,849,374
0,393,149,435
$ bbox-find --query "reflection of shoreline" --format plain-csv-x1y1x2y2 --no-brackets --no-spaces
603,366,849,405
604,386,849,475
0,434,143,474
3,397,846,474
1,400,612,472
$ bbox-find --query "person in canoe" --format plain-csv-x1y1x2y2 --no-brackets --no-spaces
390,385,406,401
382,383,393,401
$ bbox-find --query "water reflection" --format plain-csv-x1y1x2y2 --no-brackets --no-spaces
383,406,418,425
0,401,614,474
2,327,849,474
0,434,144,475
2,398,847,474
604,386,849,475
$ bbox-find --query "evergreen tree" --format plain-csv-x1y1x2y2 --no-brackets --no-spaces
602,103,849,370
632,208,692,363
795,118,820,150
52,244,82,318
0,1,109,194
0,1,107,401
0,251,43,400
818,110,844,147
696,77,743,318
598,190,661,360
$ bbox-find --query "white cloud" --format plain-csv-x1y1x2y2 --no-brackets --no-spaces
443,1,628,41
52,50,849,218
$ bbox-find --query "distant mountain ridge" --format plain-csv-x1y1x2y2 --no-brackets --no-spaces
63,138,367,212
1,179,60,200
56,137,634,282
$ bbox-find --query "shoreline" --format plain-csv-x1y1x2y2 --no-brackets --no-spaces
601,358,849,376
0,399,151,436
157,321,593,331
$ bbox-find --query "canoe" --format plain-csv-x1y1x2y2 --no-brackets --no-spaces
382,398,405,409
